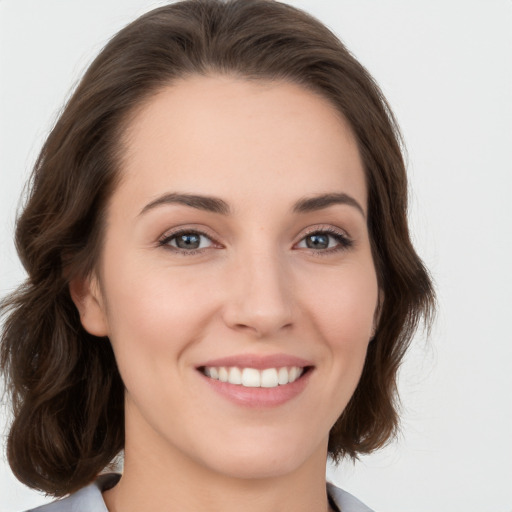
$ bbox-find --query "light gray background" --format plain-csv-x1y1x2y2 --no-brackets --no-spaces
1,1,511,511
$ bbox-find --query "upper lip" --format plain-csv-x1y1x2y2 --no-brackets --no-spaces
197,353,314,370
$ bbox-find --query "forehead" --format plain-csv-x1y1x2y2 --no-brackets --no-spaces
116,74,366,214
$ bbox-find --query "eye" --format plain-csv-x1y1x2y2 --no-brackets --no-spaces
295,229,353,253
159,229,215,252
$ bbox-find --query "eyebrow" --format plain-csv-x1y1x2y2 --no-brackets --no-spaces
292,193,366,218
139,191,365,218
139,193,231,216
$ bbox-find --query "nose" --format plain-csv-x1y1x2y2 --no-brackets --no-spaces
222,247,294,338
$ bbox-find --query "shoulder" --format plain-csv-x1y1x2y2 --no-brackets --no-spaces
25,474,121,512
327,482,376,512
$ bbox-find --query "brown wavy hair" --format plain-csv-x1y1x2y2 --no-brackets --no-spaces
1,0,435,497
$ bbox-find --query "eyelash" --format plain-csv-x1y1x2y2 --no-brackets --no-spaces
158,228,218,256
158,227,353,256
298,227,353,256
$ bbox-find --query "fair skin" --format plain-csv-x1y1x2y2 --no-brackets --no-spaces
71,75,379,512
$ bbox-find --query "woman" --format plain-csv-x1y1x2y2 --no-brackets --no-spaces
0,1,434,511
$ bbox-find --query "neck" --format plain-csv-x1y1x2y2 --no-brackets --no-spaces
104,435,332,512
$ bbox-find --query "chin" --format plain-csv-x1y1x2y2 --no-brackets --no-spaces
210,454,309,481
195,430,328,481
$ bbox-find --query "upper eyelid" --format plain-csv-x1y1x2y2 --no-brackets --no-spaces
157,229,220,255
159,224,350,239
297,224,351,240
294,228,352,248
158,225,220,243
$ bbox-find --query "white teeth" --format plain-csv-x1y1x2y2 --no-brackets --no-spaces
228,367,242,385
242,368,261,387
261,368,278,388
218,367,229,382
278,367,289,385
202,366,305,388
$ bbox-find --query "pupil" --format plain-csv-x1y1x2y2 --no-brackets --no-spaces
306,234,328,249
176,233,200,249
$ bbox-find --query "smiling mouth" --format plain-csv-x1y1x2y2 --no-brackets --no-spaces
199,366,311,388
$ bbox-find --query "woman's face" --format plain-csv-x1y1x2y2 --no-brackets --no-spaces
75,75,379,479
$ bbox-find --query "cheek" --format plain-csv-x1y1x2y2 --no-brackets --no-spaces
100,265,216,413
302,263,378,413
101,258,219,357
302,262,379,347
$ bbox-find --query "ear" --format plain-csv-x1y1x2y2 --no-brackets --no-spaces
69,273,109,337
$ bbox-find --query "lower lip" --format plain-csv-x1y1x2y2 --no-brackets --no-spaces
199,369,313,408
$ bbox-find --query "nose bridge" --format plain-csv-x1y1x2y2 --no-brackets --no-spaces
223,239,294,337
